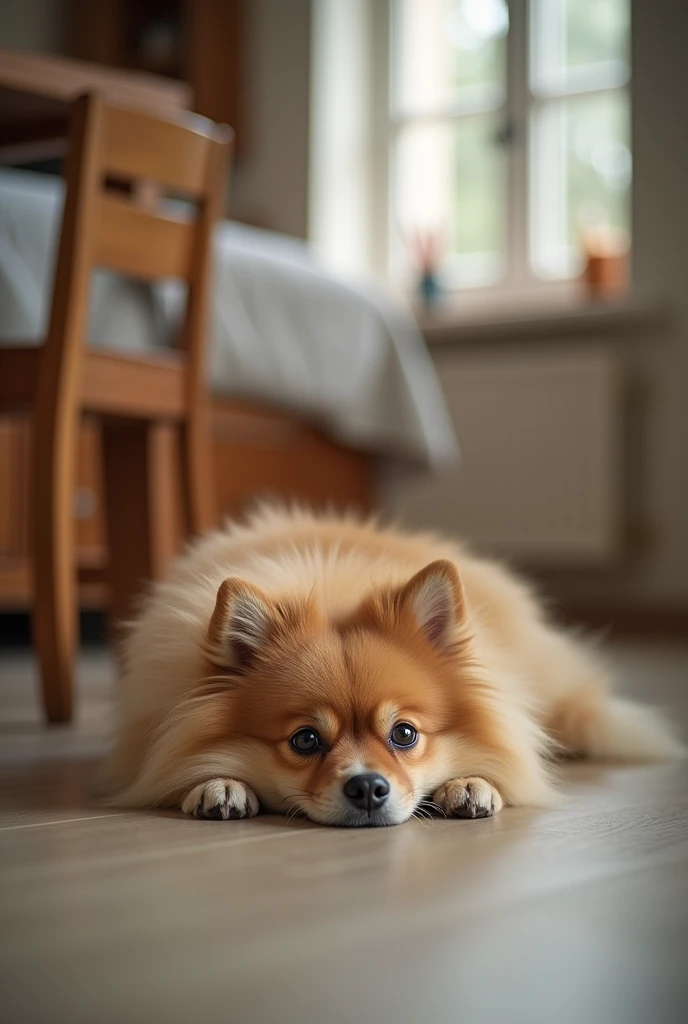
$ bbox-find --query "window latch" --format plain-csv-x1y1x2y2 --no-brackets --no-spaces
493,119,516,147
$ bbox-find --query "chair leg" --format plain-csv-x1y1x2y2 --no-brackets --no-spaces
181,405,217,538
31,412,79,724
102,420,181,633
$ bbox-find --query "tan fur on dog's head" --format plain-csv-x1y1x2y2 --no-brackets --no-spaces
203,560,470,825
120,558,551,826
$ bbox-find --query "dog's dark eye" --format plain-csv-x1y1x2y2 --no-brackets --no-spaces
290,728,323,755
390,723,418,748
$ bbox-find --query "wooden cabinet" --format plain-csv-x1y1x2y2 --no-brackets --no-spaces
211,401,374,522
69,0,245,152
0,404,373,611
0,416,108,609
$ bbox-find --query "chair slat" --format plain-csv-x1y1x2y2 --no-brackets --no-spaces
95,195,195,280
102,105,217,196
82,349,186,419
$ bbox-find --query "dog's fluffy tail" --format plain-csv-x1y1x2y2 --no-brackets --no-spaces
587,696,685,761
556,686,685,762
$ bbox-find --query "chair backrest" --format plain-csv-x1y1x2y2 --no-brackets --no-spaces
43,92,233,401
93,103,232,290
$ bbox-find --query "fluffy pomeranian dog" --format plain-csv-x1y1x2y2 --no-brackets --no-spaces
102,505,683,826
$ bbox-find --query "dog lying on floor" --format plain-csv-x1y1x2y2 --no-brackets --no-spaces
101,505,683,826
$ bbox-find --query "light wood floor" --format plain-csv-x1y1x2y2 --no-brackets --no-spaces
1,641,687,1024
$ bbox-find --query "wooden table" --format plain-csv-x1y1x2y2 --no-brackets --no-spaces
0,47,191,164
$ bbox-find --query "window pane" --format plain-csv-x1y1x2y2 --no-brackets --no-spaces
393,114,506,287
531,0,630,93
531,90,631,279
393,0,509,114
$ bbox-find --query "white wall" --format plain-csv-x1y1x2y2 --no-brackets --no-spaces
616,0,688,601
309,0,375,273
229,0,312,239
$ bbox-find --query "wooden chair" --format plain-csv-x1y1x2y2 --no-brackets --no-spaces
0,93,232,723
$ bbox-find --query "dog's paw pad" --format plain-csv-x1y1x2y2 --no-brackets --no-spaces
181,779,259,821
433,777,503,820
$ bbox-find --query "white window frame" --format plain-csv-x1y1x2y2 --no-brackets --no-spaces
372,0,631,304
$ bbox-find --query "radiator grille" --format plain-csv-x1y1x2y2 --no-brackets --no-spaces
390,346,624,565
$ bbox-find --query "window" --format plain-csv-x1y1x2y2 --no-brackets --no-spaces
389,0,631,294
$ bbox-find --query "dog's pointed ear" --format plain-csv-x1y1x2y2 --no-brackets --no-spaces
396,560,465,651
206,577,275,671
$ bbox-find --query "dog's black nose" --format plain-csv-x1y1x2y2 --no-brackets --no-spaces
343,773,390,812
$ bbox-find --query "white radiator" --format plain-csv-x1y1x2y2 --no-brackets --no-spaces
389,346,625,565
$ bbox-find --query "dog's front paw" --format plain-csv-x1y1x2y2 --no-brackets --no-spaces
433,777,503,820
181,779,259,821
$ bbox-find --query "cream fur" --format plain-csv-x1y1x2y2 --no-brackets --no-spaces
102,504,684,821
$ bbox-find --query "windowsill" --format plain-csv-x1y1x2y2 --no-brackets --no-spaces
417,295,672,346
